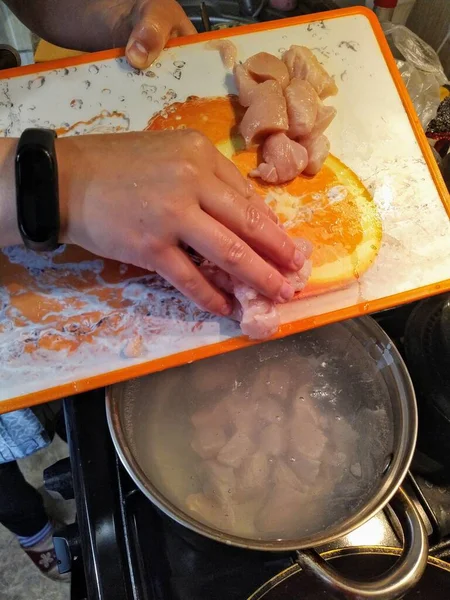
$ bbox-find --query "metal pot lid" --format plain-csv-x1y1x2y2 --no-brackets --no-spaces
107,317,417,550
248,547,450,599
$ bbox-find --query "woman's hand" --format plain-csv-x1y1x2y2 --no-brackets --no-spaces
5,0,196,69
57,130,303,316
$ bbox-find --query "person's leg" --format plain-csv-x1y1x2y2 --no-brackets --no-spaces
0,460,48,536
0,460,63,579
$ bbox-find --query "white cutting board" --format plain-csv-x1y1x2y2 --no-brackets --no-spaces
0,7,449,411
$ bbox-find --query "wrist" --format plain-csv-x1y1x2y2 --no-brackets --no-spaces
0,137,21,248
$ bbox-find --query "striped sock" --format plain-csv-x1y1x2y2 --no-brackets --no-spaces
17,521,52,549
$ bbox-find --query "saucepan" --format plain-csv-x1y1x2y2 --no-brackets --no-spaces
106,317,428,599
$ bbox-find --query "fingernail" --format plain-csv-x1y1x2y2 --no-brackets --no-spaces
221,302,232,316
278,281,295,302
293,249,305,268
126,39,149,69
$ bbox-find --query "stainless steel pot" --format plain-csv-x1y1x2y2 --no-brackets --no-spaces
107,317,428,599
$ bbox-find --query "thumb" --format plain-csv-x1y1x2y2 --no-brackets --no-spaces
126,0,196,69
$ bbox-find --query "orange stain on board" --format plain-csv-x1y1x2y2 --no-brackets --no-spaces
147,95,382,295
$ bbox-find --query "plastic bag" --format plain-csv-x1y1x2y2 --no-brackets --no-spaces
382,23,448,128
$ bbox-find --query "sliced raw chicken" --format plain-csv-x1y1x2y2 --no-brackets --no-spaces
309,102,336,138
224,391,258,436
256,396,285,424
244,52,290,89
191,426,227,459
289,397,327,461
274,458,308,492
239,81,288,148
235,451,270,502
217,431,256,469
259,423,287,456
255,484,309,535
234,64,259,107
191,400,229,430
301,134,330,176
283,46,338,99
206,40,237,70
288,452,321,485
186,493,235,530
232,279,281,340
201,459,236,504
285,78,319,139
250,133,308,184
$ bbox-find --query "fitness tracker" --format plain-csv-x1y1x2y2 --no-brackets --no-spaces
15,128,60,251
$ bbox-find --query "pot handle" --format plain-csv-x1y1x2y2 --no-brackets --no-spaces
295,487,428,600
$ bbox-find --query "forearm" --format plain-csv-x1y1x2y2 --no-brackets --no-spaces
3,0,131,52
0,138,21,248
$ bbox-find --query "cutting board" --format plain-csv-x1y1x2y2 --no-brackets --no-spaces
0,7,449,412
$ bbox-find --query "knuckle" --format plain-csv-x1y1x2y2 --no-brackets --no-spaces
245,203,264,232
179,273,202,296
183,129,209,153
222,238,247,267
173,158,199,180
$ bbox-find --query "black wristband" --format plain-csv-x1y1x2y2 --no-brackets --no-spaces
15,128,60,251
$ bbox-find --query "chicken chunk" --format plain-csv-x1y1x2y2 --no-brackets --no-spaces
255,484,308,535
191,400,229,430
232,279,280,340
239,81,288,148
274,458,307,492
217,431,256,468
290,397,327,460
224,390,258,436
285,78,319,139
283,46,338,99
301,134,330,176
235,451,270,502
191,426,227,459
257,397,285,424
250,133,308,184
288,452,321,485
260,423,287,456
206,40,237,70
234,64,259,107
309,102,336,138
244,52,290,89
201,459,236,504
186,493,235,530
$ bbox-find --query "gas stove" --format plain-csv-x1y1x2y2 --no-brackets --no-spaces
46,293,450,600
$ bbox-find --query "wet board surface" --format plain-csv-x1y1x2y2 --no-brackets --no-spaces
0,7,449,411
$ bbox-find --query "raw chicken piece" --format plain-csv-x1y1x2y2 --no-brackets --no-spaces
284,259,312,293
186,493,235,530
224,391,258,436
244,52,290,89
239,81,288,148
191,400,229,430
309,102,336,138
234,64,259,107
283,46,338,99
289,397,327,460
250,133,308,184
217,431,256,468
293,237,314,259
206,40,237,70
255,484,309,534
274,459,307,492
201,459,236,504
260,423,287,456
289,452,321,485
285,78,319,138
191,426,227,459
257,396,285,424
232,279,281,340
235,451,270,501
301,134,330,176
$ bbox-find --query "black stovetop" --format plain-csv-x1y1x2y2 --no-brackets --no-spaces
49,296,450,600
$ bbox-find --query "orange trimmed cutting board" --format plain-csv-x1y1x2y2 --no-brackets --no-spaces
0,7,449,412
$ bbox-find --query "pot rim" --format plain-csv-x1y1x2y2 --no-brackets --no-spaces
106,315,418,552
248,545,450,599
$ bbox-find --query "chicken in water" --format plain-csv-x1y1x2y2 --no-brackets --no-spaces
233,46,337,183
185,354,359,539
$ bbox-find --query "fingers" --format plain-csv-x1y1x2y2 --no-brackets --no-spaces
152,246,232,316
181,210,296,303
126,0,196,69
214,151,279,224
199,178,304,272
